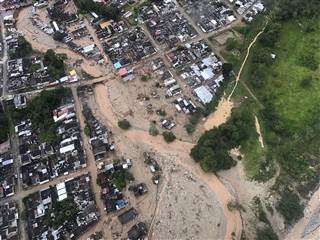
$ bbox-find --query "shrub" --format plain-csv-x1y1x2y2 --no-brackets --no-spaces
225,38,240,51
140,75,150,82
53,31,66,42
298,50,318,71
9,36,32,59
256,227,278,240
276,190,304,225
227,200,244,211
44,49,65,80
162,131,176,143
300,76,313,88
149,124,159,136
84,125,91,136
185,123,195,135
118,119,131,130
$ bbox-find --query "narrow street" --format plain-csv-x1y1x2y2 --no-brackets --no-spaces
71,87,105,215
0,11,8,98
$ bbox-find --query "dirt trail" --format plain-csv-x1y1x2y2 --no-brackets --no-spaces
203,27,266,130
228,29,266,100
94,83,242,240
254,115,264,148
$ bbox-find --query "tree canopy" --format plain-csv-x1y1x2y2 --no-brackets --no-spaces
74,0,120,21
191,108,255,172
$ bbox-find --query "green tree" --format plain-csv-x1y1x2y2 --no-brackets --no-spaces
162,131,176,143
276,190,304,225
44,199,79,228
9,36,32,59
118,119,131,130
84,125,91,136
149,124,159,136
256,227,278,240
44,49,65,80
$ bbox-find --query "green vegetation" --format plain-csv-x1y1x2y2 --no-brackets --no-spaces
162,131,176,143
184,108,202,134
44,198,79,228
53,31,67,42
276,190,304,225
256,227,278,240
227,200,245,211
110,170,134,190
225,38,242,51
9,36,32,59
210,0,319,226
118,119,131,130
244,19,320,182
0,107,9,143
198,0,320,184
149,123,159,136
84,125,91,136
7,88,71,144
44,49,65,80
203,63,233,116
97,169,134,190
74,0,120,21
140,74,150,82
191,107,255,172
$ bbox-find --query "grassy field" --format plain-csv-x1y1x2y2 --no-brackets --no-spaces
263,20,320,132
234,18,320,180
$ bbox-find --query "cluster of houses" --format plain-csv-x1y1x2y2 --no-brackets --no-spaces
24,174,99,239
138,0,197,49
16,101,87,188
149,58,182,98
0,152,15,199
127,222,148,240
7,55,78,93
7,57,51,92
0,105,16,200
167,40,211,68
0,201,19,240
97,159,132,213
3,12,19,55
104,27,156,68
32,0,104,64
228,0,265,22
167,40,224,104
178,0,236,33
95,19,128,40
82,104,115,161
1,0,26,9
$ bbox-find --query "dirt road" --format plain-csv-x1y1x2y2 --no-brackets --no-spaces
94,83,242,240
